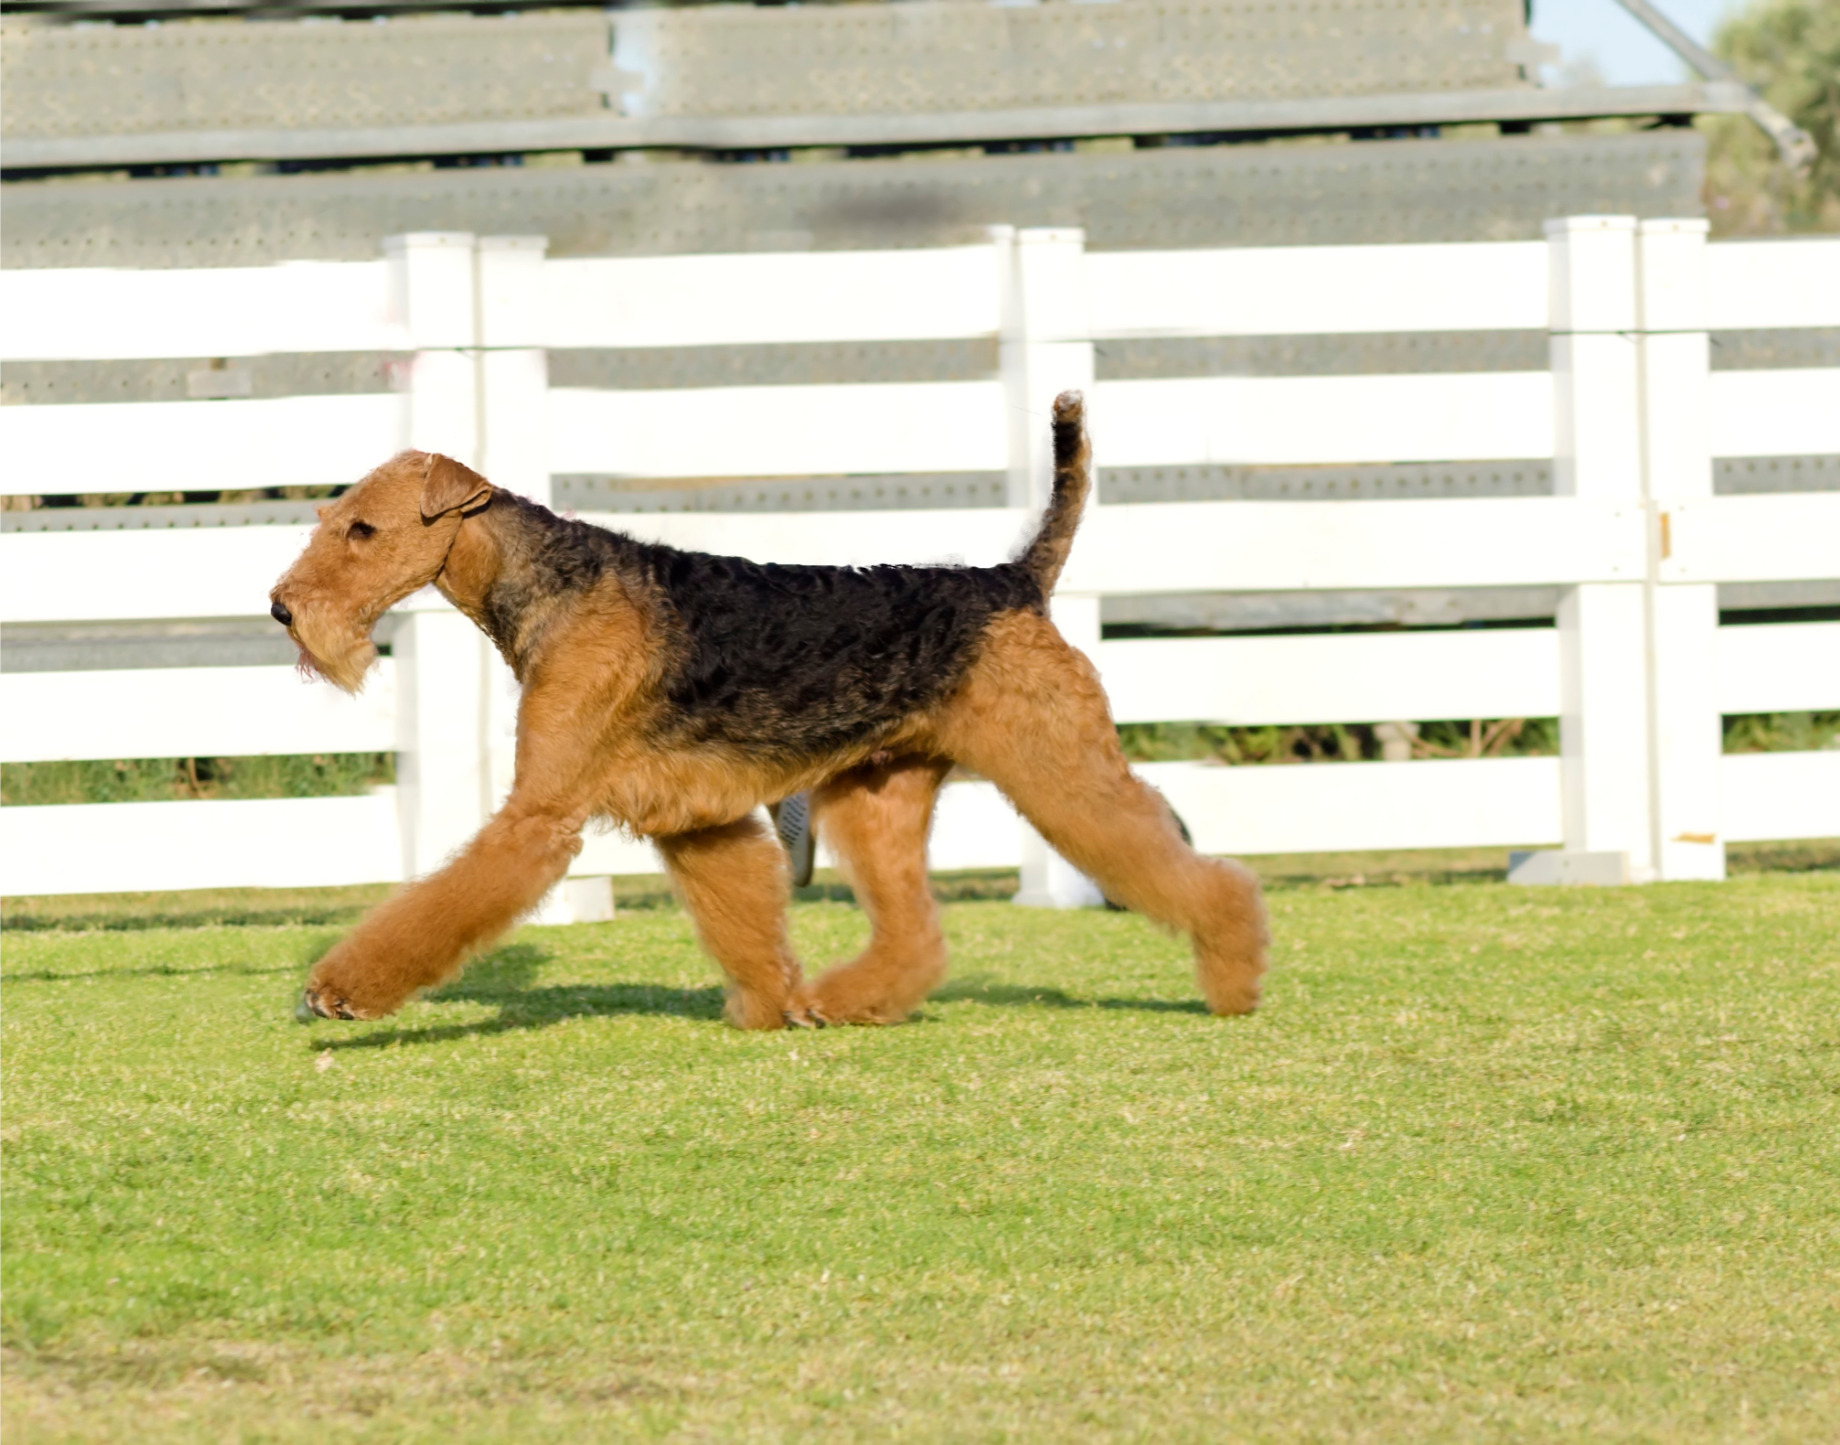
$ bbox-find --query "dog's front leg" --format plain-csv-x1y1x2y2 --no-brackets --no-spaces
300,799,584,1021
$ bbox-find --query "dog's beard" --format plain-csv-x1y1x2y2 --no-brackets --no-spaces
291,622,377,695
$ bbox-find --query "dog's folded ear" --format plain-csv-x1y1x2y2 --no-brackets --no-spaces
420,454,493,521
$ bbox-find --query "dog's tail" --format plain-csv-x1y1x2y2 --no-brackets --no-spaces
1017,390,1091,596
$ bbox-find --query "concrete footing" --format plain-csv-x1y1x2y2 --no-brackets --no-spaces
1507,850,1631,887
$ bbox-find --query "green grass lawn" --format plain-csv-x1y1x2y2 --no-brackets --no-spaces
4,877,1838,1441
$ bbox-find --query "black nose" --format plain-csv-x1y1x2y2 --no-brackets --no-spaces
270,600,293,627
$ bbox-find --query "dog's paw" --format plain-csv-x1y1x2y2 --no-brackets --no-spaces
1201,980,1262,1017
298,984,380,1022
724,988,793,1031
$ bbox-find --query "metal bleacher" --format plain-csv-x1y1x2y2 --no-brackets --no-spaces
5,0,1736,263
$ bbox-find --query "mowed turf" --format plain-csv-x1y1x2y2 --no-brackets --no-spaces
3,877,1837,1442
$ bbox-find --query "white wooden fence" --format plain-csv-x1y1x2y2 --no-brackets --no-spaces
2,219,1836,909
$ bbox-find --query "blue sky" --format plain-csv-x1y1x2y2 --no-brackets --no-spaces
1529,0,1748,85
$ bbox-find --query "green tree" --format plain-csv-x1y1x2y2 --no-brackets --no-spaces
1704,0,1840,233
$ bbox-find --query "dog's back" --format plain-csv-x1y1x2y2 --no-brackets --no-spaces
637,548,1042,756
591,390,1094,759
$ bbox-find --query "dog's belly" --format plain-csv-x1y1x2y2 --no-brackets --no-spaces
598,730,928,838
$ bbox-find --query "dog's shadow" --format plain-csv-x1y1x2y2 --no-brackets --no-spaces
934,976,1210,1015
308,943,727,1051
309,947,1211,1051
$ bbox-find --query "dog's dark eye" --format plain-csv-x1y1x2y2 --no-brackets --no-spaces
348,520,376,540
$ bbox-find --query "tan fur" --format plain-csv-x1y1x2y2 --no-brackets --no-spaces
931,612,1268,1015
419,453,491,521
271,452,475,694
798,757,954,1024
657,817,806,1030
1019,390,1093,594
275,401,1268,1030
302,801,585,1020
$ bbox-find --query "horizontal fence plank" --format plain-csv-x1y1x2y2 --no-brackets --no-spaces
1717,622,1840,716
0,262,401,362
0,526,315,624
570,825,667,880
0,237,1817,363
581,805,1066,878
0,664,396,764
1720,752,1840,843
1,622,1812,777
1098,629,1559,726
925,781,1028,873
591,497,1644,592
1705,239,1840,331
537,249,1000,349
0,623,1817,774
0,793,404,896
1660,494,1840,585
3,749,1818,899
0,237,1818,364
600,497,1645,592
552,371,1555,481
576,760,1565,876
9,750,1821,898
548,381,1007,478
1,394,406,497
1139,757,1562,853
1708,369,1840,459
581,506,1029,570
1059,497,1644,593
1094,372,1554,466
1085,242,1548,338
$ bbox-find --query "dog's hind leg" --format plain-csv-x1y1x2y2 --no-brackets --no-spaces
936,611,1269,1015
797,756,953,1024
657,816,807,1030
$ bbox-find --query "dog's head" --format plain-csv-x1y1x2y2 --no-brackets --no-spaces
269,451,491,692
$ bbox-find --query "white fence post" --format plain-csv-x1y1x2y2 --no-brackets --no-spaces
385,232,498,883
1638,218,1725,881
474,235,550,815
1000,226,1105,907
1539,215,1655,885
387,232,480,461
476,235,552,509
475,234,617,923
392,595,495,881
1014,592,1108,909
998,226,1096,509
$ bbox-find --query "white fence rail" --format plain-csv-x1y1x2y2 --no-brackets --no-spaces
2,220,1836,905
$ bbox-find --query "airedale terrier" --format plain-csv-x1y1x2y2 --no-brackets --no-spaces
271,393,1268,1028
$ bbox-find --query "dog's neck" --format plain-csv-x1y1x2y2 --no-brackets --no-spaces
435,490,607,678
